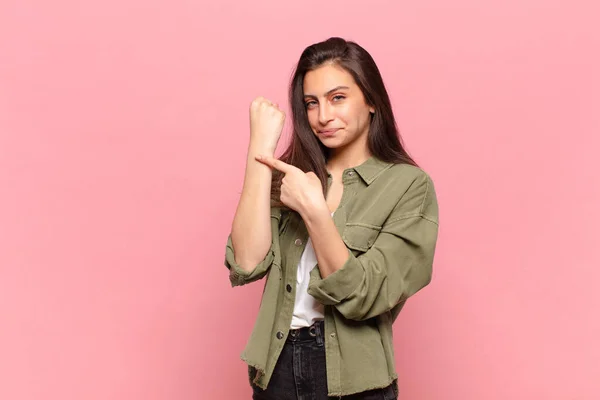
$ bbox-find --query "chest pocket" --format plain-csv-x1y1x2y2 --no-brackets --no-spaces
341,223,382,254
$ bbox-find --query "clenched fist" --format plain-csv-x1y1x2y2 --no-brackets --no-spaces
249,97,286,155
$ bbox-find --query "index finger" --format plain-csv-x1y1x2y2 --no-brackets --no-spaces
256,155,294,173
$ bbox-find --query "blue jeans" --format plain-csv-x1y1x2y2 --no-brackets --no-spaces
249,321,398,400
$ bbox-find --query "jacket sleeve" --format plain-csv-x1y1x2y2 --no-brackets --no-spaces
224,207,282,287
307,173,439,321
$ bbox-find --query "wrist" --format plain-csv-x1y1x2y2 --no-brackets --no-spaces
300,198,330,223
248,139,277,156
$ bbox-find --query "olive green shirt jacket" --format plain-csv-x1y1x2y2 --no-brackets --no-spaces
224,156,439,397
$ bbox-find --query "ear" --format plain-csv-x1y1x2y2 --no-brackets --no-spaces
369,107,375,114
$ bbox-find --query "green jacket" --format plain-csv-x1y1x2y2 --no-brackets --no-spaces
224,156,439,397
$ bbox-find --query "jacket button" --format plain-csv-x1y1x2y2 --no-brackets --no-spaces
294,238,303,246
276,331,284,340
286,284,292,293
347,171,355,176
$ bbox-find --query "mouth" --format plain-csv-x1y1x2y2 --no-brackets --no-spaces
318,128,340,137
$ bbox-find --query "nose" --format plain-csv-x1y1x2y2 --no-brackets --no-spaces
318,102,334,125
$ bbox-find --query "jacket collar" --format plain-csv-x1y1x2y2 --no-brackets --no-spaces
327,156,394,186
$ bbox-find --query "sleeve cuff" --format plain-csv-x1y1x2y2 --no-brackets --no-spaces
225,234,275,287
307,249,364,305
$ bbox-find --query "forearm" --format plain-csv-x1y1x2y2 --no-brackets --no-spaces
301,205,349,279
231,143,275,272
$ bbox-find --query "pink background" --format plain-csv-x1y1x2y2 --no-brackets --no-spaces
1,0,599,399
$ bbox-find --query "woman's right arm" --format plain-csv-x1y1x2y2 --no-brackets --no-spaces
230,142,276,272
225,98,285,283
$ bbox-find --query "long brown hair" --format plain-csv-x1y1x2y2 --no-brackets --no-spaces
271,37,418,206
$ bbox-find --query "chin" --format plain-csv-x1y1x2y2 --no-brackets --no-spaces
319,135,340,144
320,139,348,150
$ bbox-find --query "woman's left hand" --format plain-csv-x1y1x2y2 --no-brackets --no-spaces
255,155,327,216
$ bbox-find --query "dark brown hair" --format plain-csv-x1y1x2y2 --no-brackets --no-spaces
271,37,418,206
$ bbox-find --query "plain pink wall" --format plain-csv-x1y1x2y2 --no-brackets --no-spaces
1,0,598,399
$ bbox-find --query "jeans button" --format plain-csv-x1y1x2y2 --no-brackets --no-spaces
286,284,292,293
276,331,284,340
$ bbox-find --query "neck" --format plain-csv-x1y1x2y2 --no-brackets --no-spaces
327,136,371,174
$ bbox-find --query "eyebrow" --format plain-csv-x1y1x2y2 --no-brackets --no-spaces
304,86,350,99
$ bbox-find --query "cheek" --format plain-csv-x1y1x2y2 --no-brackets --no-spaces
307,110,319,128
334,105,352,125
339,104,367,129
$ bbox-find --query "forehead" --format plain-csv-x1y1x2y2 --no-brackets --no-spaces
303,63,356,95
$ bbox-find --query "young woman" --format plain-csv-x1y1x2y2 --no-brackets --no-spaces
224,37,439,399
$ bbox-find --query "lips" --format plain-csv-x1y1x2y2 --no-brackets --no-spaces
318,128,339,137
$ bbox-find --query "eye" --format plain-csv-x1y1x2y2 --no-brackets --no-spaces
332,95,345,102
305,100,318,109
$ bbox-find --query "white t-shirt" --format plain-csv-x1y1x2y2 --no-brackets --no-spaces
289,213,334,329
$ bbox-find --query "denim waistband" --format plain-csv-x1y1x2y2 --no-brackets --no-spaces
287,320,324,345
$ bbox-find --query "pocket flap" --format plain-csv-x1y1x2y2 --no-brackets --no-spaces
342,224,381,252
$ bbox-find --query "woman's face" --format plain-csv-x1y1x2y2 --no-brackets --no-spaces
303,63,374,152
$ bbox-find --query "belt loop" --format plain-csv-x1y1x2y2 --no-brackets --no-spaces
315,321,324,347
